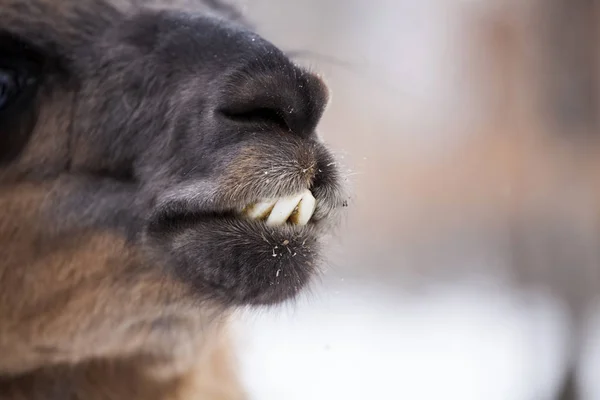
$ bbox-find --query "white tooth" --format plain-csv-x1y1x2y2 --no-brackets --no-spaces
266,193,304,226
290,190,316,226
243,199,277,220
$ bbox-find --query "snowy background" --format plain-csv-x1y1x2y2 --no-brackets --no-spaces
227,1,600,398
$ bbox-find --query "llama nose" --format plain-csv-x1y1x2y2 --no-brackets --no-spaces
216,54,329,137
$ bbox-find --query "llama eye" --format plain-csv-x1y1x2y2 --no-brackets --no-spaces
0,65,38,114
0,68,19,111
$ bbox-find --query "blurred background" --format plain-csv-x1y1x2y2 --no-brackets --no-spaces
227,1,600,399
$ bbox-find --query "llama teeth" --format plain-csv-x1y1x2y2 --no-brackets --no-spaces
266,193,304,226
289,190,316,226
244,199,276,220
242,190,317,226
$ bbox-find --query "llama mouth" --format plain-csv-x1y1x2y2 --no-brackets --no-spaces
150,187,322,233
146,186,338,306
239,189,316,227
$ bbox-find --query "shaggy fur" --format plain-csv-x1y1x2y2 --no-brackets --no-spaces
0,0,346,398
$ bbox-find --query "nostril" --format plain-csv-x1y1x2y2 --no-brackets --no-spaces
219,105,290,131
216,60,329,136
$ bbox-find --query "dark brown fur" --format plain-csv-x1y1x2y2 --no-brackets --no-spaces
0,0,346,398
